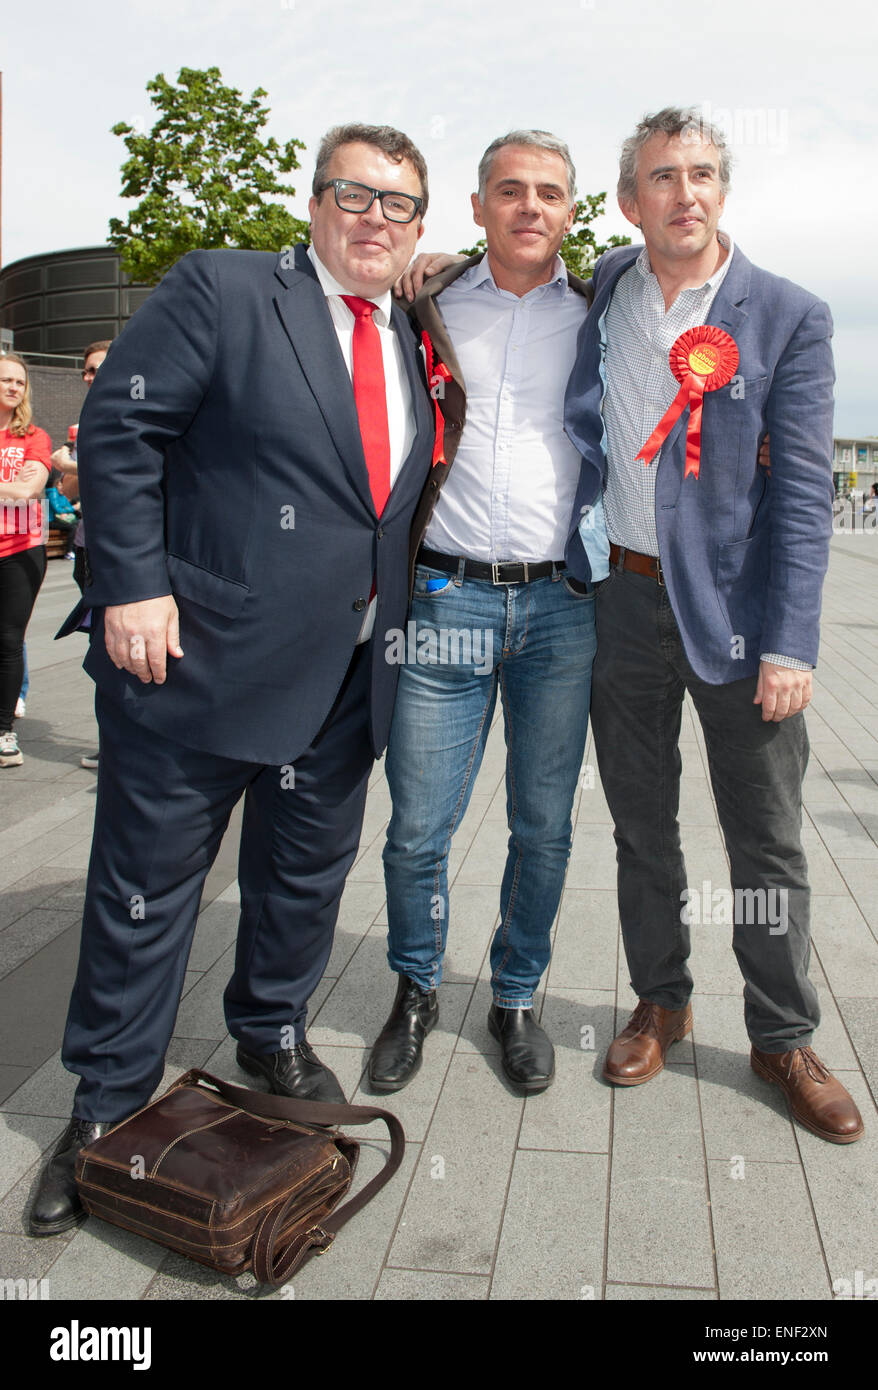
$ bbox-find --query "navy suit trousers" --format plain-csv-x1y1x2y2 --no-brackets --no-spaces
62,644,373,1123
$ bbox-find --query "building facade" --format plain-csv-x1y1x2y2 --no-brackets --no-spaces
833,437,878,496
0,245,154,447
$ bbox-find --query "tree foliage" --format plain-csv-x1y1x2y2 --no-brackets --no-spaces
459,191,630,279
108,67,309,283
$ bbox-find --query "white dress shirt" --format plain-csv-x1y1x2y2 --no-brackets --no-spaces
307,245,415,641
424,255,589,563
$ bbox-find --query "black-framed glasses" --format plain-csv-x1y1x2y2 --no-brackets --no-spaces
318,179,423,224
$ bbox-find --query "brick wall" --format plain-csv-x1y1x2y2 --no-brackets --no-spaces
27,365,88,453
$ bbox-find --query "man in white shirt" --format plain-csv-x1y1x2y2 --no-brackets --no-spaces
370,131,608,1096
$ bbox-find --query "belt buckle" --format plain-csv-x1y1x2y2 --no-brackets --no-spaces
491,560,527,585
308,1225,334,1256
655,557,665,588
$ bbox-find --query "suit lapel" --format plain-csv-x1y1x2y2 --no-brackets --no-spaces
381,300,434,519
621,245,751,463
392,298,433,434
273,246,374,516
660,247,752,457
705,246,751,338
412,255,479,400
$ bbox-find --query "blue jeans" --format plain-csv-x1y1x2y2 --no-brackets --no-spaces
382,561,596,1007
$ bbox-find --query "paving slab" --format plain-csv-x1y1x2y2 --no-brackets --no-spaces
489,1149,607,1300
606,1064,715,1290
388,1052,523,1275
375,1268,489,1299
707,1159,831,1300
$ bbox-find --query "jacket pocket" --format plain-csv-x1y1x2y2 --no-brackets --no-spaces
166,554,250,618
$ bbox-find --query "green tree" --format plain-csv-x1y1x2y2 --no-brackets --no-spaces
459,191,630,278
108,66,309,283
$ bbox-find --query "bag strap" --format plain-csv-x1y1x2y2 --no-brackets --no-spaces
175,1070,406,1285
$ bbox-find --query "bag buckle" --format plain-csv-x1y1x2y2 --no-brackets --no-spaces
308,1225,334,1256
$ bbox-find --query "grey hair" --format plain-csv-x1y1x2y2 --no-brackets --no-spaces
312,123,429,215
617,107,732,203
477,130,576,205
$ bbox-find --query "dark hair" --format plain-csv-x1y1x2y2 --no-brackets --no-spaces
618,106,732,203
477,130,576,205
312,124,428,215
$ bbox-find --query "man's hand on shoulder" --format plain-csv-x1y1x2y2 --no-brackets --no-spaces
104,596,183,685
753,661,812,722
394,252,467,302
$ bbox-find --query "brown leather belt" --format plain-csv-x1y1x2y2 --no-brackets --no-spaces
608,543,664,586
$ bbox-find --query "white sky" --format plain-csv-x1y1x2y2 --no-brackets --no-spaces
3,0,876,433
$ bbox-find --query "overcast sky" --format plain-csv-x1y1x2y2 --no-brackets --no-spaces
3,0,876,433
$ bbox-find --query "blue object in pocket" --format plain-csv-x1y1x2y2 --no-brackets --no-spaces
426,577,449,592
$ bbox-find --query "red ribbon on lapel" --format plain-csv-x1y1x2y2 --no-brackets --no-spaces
636,326,739,479
420,330,451,467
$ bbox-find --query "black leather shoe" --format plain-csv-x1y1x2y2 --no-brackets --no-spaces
29,1117,114,1236
236,1040,345,1104
368,974,439,1092
488,1005,555,1094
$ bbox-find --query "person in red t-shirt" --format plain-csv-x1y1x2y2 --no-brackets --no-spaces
0,353,52,766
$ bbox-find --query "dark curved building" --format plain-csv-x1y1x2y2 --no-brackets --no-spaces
0,246,155,447
0,245,153,361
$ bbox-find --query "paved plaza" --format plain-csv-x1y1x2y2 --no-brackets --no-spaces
1,538,876,1302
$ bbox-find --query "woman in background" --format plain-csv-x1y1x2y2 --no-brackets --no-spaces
0,353,51,767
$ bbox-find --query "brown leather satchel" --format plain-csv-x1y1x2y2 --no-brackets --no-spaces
74,1068,404,1286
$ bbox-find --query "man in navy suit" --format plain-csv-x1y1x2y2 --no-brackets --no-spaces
29,123,440,1236
564,106,863,1144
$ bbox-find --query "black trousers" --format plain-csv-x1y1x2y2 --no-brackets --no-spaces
62,643,374,1122
0,545,46,731
590,566,818,1052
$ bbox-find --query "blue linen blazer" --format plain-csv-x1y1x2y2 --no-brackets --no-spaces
563,244,835,684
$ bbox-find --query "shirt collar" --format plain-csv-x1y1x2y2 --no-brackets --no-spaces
467,250,570,297
307,244,393,326
636,231,735,295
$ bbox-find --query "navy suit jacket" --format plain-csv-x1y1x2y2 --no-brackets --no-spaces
564,244,835,683
63,244,436,762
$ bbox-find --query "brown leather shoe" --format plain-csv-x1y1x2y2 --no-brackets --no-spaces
751,1046,864,1144
602,999,693,1085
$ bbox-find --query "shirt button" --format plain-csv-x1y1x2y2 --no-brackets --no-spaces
353,598,367,612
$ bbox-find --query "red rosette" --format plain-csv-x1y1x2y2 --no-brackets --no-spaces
636,326,739,478
421,329,450,467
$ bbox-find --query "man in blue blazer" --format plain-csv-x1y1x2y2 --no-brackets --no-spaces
29,123,441,1236
564,107,863,1144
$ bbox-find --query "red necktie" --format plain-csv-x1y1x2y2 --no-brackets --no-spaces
340,296,391,516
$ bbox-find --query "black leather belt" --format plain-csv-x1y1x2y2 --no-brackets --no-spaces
417,546,562,585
